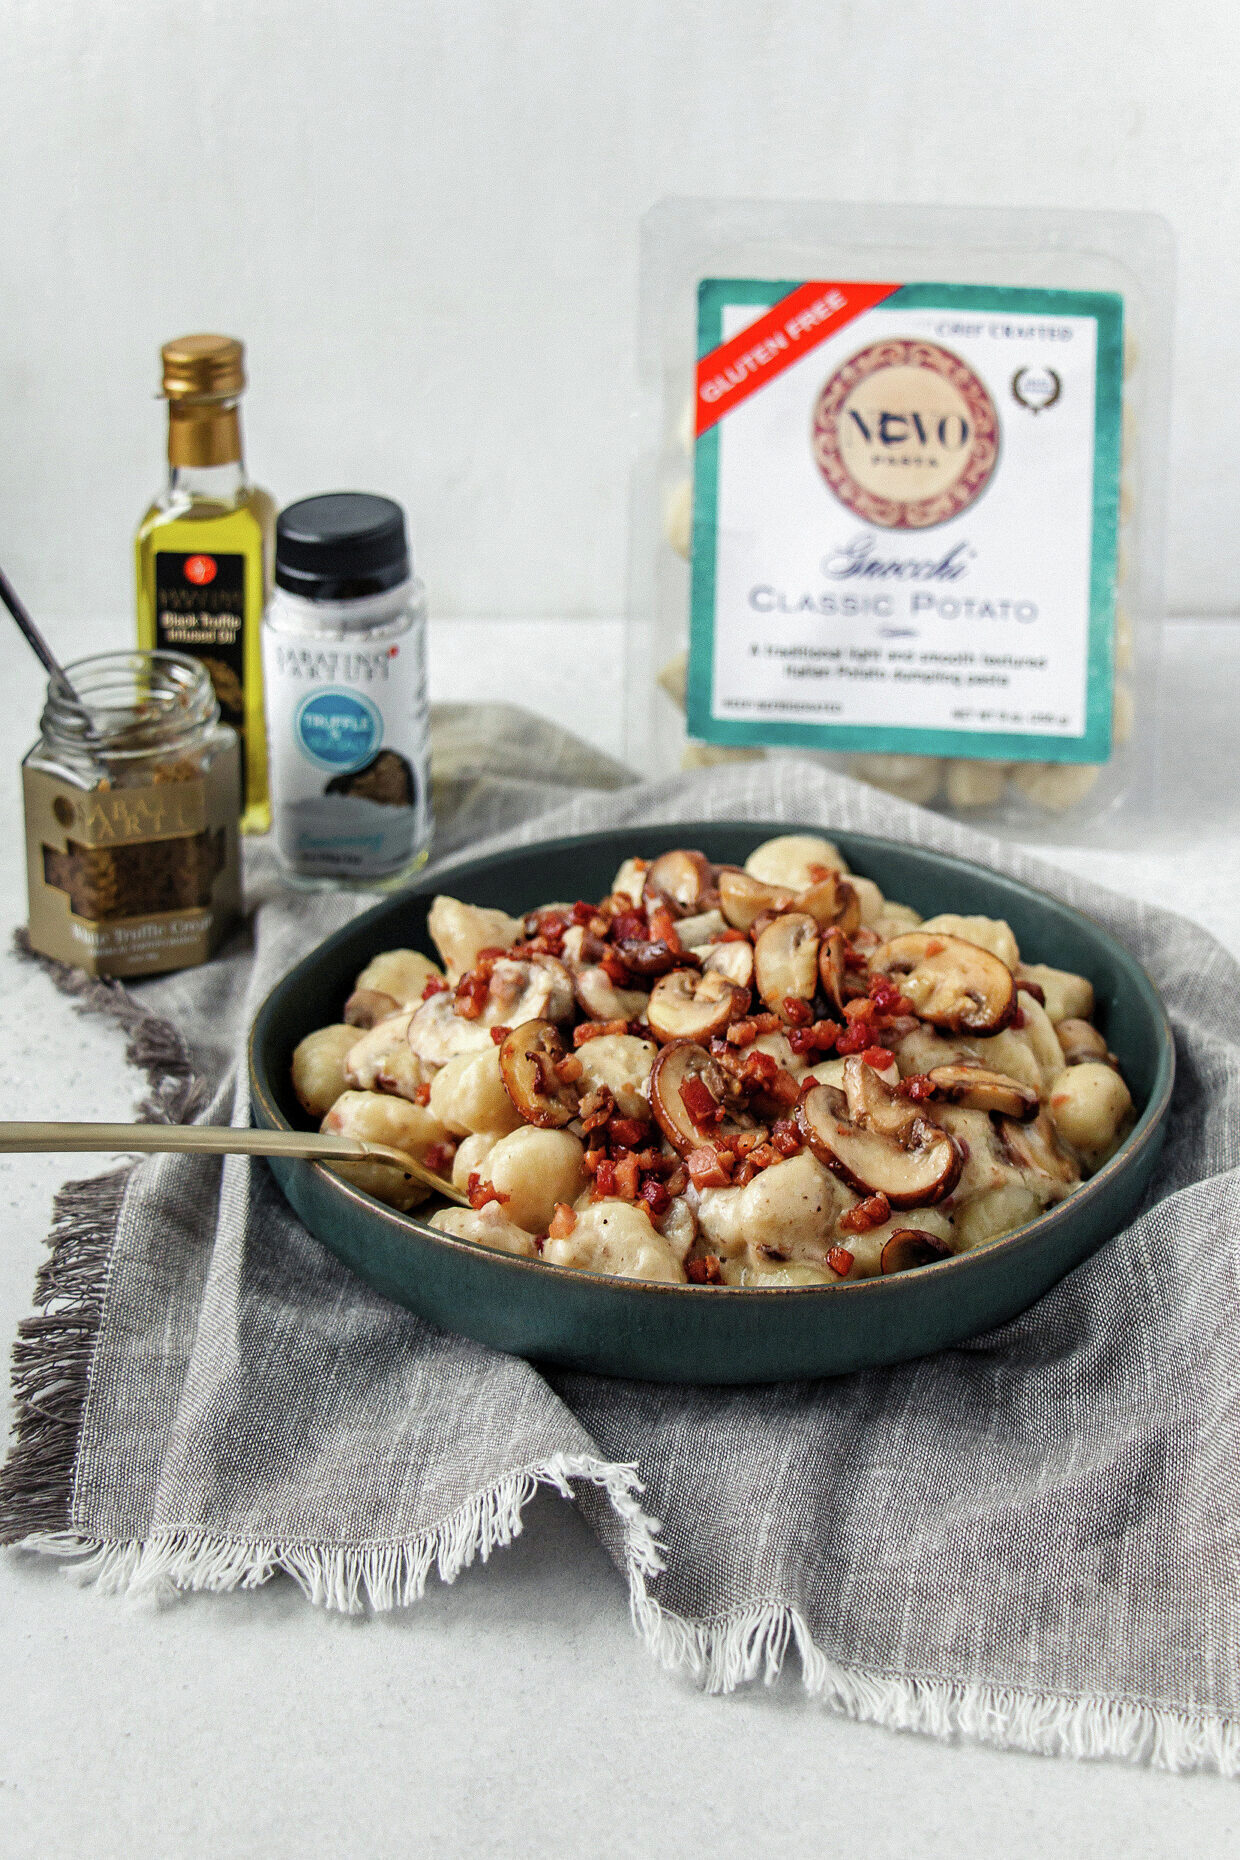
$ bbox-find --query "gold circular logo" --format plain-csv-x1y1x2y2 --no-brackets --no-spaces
811,340,999,529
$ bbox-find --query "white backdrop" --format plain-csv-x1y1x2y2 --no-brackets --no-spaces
1,0,1237,626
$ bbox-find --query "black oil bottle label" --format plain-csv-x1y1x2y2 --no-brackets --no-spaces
154,551,249,783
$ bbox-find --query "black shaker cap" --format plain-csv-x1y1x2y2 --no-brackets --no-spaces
275,492,410,599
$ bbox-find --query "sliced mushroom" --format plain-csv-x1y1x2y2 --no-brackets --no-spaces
675,908,728,948
754,912,820,1016
613,937,693,978
796,1083,961,1207
926,1063,1040,1120
819,927,848,1015
869,932,1015,1035
744,833,847,889
343,987,402,1029
559,923,606,969
717,869,797,932
498,1020,580,1128
610,857,648,907
880,1229,955,1275
644,848,715,916
649,1041,754,1158
1055,1018,1117,1067
485,955,576,1025
841,1054,918,1138
646,968,743,1044
798,871,862,936
573,965,650,1023
999,1109,1079,1187
702,939,755,989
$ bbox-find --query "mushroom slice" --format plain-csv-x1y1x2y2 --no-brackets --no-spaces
614,936,695,978
717,869,797,932
926,1063,1040,1120
497,1020,580,1128
610,857,648,907
644,848,715,916
880,1229,954,1275
343,987,402,1029
869,932,1015,1035
573,965,649,1023
841,1054,918,1138
559,924,606,969
798,871,862,936
999,1109,1078,1186
649,1040,754,1158
646,968,743,1044
796,1083,961,1207
702,939,755,990
819,926,848,1015
1055,1018,1117,1068
486,955,575,1025
675,908,728,949
754,912,820,1016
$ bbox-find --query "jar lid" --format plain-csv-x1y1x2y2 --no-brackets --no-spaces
275,493,411,599
162,334,246,400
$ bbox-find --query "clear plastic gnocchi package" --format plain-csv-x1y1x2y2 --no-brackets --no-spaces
626,200,1174,838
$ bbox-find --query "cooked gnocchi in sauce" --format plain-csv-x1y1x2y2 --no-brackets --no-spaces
290,836,1135,1287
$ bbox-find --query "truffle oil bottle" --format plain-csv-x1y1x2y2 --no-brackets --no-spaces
136,335,275,832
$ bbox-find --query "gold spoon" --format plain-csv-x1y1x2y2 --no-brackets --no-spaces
0,1122,469,1207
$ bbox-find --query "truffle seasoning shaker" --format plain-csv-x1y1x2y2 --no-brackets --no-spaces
136,336,276,833
262,493,433,887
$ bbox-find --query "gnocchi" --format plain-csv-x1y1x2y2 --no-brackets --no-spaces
289,837,1136,1290
429,1048,525,1139
319,1090,448,1212
292,1025,360,1118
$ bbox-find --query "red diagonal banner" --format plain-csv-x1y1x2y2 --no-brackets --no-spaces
695,280,900,436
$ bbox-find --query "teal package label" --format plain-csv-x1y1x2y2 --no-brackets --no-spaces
686,282,1123,763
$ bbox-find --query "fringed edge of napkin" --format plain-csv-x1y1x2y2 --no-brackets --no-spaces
29,1452,665,1623
6,934,1240,1778
0,1166,128,1541
630,1597,1240,1775
0,931,205,1546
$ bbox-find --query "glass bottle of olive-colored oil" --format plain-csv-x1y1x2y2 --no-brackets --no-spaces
135,334,275,832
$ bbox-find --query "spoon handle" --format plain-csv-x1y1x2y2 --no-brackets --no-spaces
0,565,87,707
0,1122,468,1206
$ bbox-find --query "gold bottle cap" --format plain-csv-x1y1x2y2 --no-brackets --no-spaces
161,334,246,401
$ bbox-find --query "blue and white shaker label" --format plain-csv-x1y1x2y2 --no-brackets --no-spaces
295,688,383,769
264,628,431,879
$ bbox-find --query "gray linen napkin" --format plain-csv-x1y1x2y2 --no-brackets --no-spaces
4,740,1240,1775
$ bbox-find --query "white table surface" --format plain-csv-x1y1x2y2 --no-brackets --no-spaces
0,617,1238,1858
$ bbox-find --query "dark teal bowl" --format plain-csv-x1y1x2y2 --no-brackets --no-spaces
248,823,1174,1384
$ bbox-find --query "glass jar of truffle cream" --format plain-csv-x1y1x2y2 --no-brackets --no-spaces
262,493,433,887
23,651,242,976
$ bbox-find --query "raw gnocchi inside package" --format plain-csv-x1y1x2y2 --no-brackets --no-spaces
627,201,1173,837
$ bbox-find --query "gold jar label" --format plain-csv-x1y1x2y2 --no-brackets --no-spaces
23,763,241,978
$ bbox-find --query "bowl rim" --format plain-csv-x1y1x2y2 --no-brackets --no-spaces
248,820,1176,1303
